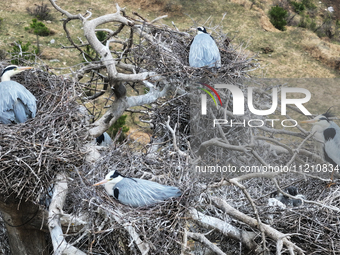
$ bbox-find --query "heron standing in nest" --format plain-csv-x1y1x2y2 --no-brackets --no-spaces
189,26,221,68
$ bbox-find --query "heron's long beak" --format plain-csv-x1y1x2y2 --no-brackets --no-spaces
300,119,317,124
93,179,108,186
18,67,34,71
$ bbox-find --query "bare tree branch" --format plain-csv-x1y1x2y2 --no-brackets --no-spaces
211,197,305,255
48,173,86,255
166,116,188,157
95,205,150,255
186,231,226,255
89,82,170,137
189,207,257,251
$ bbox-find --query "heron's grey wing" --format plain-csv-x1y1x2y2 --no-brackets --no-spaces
0,81,36,123
95,132,113,146
114,178,181,207
189,34,221,68
0,111,13,124
13,99,30,123
102,132,113,146
323,122,340,166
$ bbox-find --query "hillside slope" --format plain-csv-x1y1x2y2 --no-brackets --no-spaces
0,0,339,78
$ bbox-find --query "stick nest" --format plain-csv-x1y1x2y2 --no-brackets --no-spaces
0,64,87,202
64,145,195,255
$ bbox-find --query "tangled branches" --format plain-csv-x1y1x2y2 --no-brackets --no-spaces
61,146,192,255
0,64,87,203
1,1,339,254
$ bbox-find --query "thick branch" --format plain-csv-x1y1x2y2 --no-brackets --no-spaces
189,207,257,250
48,173,86,255
186,231,226,255
211,197,305,255
197,137,252,157
82,4,134,98
49,0,82,20
89,83,170,137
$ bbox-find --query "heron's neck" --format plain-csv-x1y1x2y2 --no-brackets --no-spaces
104,176,124,194
197,31,204,34
312,122,330,133
1,73,11,82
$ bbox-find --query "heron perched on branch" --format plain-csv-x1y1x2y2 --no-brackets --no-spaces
302,110,340,180
189,26,221,68
93,170,182,207
0,65,36,124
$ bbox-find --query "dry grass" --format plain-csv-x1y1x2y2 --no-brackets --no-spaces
0,0,338,78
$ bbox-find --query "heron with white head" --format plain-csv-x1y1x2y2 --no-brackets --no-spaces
189,26,221,68
0,65,36,124
93,170,182,207
301,110,340,180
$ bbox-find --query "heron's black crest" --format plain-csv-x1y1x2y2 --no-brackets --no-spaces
96,133,105,145
110,171,123,179
1,65,17,77
197,26,207,33
322,107,334,120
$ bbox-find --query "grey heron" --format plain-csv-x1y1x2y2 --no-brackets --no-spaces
301,111,340,179
93,170,182,207
189,26,221,68
0,65,36,124
96,132,113,146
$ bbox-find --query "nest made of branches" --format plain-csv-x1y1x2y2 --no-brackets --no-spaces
61,144,195,255
259,178,340,254
0,63,88,203
124,22,258,89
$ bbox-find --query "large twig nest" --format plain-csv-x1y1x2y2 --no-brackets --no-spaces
0,64,87,203
128,24,258,88
62,146,193,254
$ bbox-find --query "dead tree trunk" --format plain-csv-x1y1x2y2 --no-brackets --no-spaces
0,196,48,255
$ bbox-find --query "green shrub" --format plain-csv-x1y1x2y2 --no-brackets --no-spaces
107,115,130,143
269,5,288,31
310,19,317,31
298,13,311,28
8,40,38,65
302,0,316,10
96,31,107,42
291,1,305,13
25,18,51,36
